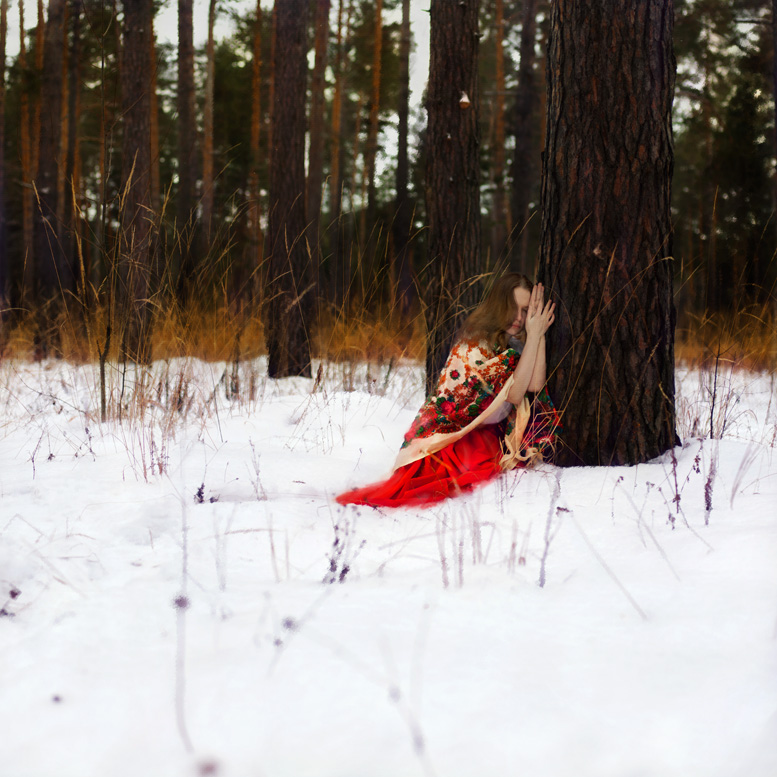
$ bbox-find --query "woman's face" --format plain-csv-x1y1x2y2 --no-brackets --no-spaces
506,286,531,336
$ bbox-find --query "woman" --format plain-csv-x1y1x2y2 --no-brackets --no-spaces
337,273,560,508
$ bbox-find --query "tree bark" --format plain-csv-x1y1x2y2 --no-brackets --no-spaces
538,0,677,466
18,0,34,303
424,0,481,396
391,0,414,326
264,0,311,378
363,0,382,225
33,0,68,302
120,0,153,363
0,0,7,314
63,0,81,290
490,0,509,266
307,0,330,311
177,0,196,300
201,0,216,248
509,0,539,273
248,0,263,298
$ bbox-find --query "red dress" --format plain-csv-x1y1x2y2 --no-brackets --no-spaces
337,339,561,509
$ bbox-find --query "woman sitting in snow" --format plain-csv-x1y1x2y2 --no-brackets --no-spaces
337,272,561,508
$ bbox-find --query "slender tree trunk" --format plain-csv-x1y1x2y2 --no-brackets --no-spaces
120,0,153,363
149,15,160,216
248,0,263,300
32,0,43,185
364,0,382,225
201,0,216,248
19,0,34,302
63,0,81,290
176,0,195,301
33,0,68,302
490,0,509,265
328,0,352,306
307,0,329,311
538,0,676,466
509,0,538,273
0,0,7,317
425,0,481,396
264,0,311,378
391,0,414,326
266,3,277,187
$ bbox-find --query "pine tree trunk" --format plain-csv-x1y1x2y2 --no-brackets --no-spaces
364,0,382,224
424,0,481,396
0,0,7,315
201,0,216,248
490,0,509,266
63,0,81,291
149,16,160,217
248,0,263,299
264,0,311,378
120,0,153,363
177,0,196,300
307,0,329,311
509,0,538,274
18,0,34,303
34,0,68,302
537,0,677,466
391,0,414,327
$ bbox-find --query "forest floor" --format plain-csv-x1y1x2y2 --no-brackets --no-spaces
1,356,775,777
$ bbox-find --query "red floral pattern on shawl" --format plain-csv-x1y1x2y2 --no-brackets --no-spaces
402,340,521,448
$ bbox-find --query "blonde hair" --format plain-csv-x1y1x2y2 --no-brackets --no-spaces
459,272,533,350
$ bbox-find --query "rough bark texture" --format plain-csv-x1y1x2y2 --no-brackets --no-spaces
177,0,196,298
247,0,263,295
424,0,481,396
391,0,414,325
364,0,382,223
490,0,509,264
306,0,329,307
201,0,216,246
538,0,677,466
33,0,68,301
63,0,81,287
120,0,153,362
18,0,34,302
509,0,538,273
264,0,311,378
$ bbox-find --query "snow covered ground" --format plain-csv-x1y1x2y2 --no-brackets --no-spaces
1,356,775,777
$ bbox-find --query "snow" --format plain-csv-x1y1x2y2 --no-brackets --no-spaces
1,356,775,777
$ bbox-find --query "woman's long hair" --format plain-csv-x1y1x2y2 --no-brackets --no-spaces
459,272,533,350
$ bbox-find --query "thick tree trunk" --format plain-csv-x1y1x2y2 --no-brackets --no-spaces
425,0,481,396
538,0,677,466
120,0,153,363
391,0,414,326
264,0,311,378
509,0,538,274
177,0,196,300
201,0,216,248
34,0,68,302
307,0,329,311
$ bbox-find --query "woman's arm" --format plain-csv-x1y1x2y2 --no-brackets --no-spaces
528,333,546,392
506,331,542,404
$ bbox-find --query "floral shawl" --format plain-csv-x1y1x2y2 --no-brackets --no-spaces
394,339,551,471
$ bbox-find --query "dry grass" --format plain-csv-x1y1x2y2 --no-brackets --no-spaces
675,305,777,373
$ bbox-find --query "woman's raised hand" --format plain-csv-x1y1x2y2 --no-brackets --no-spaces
525,283,555,338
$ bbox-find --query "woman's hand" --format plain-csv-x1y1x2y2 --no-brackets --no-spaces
525,283,555,338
